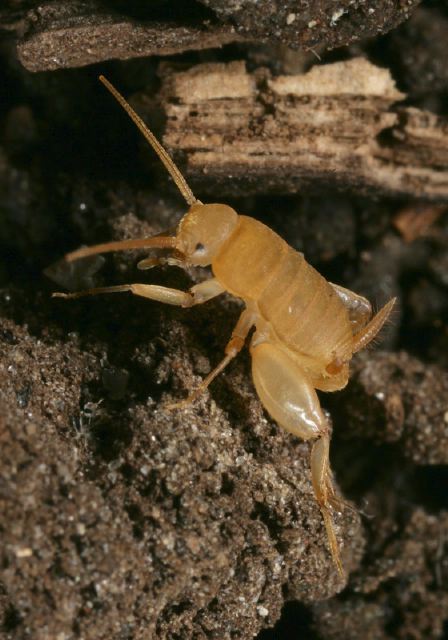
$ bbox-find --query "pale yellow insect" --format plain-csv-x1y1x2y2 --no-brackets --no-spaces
54,76,396,575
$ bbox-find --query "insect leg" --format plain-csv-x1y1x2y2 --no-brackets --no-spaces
310,435,344,577
53,277,225,308
166,307,255,409
250,340,344,575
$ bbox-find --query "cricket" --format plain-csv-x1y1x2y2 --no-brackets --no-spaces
54,75,396,575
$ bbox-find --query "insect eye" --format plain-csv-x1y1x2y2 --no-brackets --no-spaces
195,242,205,253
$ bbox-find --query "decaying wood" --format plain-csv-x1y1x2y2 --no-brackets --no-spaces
156,58,448,200
9,1,421,72
15,2,244,72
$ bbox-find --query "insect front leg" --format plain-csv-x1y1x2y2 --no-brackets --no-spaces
250,340,344,575
53,277,225,308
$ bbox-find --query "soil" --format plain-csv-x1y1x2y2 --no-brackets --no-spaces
1,2,447,639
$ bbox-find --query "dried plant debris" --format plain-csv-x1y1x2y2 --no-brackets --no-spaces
157,58,448,199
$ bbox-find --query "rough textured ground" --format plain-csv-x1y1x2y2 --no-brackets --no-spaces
198,0,421,50
0,2,448,639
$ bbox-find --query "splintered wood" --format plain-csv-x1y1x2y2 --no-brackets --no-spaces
158,59,448,200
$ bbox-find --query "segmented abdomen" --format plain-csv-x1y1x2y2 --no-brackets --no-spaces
213,216,353,363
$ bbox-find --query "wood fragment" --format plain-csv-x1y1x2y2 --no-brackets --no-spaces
16,2,244,72
156,59,448,201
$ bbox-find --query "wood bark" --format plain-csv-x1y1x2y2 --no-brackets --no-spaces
12,2,244,72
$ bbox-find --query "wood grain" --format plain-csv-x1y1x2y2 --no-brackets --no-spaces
157,59,448,200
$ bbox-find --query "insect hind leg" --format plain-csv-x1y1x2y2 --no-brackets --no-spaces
310,435,344,576
250,340,344,575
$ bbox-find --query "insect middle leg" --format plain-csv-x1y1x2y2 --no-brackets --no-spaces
250,339,344,575
167,306,256,409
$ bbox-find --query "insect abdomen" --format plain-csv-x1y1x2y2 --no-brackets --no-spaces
259,253,351,362
213,216,352,363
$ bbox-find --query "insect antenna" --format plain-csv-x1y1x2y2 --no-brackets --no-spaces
99,75,197,206
64,235,177,263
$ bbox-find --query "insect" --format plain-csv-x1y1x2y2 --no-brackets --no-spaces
54,75,396,575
